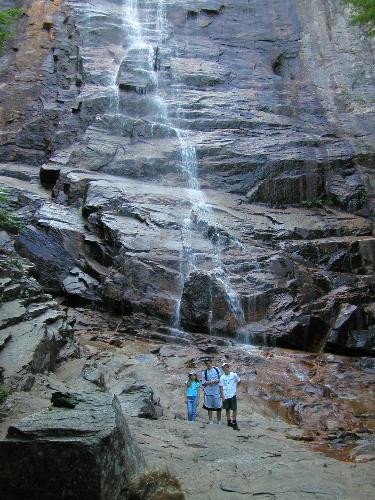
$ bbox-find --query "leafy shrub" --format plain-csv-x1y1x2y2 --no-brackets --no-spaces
0,384,6,404
0,189,24,233
0,7,23,49
343,0,375,35
300,196,334,208
301,200,323,208
359,190,367,208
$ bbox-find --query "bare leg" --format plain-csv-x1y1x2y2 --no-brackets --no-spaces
208,409,213,422
217,409,222,422
232,410,239,430
225,409,230,421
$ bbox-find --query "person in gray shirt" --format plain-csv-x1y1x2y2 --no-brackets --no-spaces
201,358,222,424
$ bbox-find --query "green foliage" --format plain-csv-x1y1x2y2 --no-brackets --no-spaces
0,189,24,233
0,209,24,232
0,7,23,49
300,196,335,209
0,384,6,404
343,0,375,36
300,199,323,208
358,190,367,207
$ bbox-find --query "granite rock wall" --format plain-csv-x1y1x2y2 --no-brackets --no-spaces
0,0,374,353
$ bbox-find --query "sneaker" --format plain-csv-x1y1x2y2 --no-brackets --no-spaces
227,421,234,427
209,421,214,425
232,423,240,431
216,420,222,425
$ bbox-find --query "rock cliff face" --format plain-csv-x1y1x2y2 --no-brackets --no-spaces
0,0,374,353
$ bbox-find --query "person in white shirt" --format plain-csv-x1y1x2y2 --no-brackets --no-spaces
219,362,241,430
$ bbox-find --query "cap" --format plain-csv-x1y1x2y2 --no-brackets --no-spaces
189,370,196,375
221,362,229,367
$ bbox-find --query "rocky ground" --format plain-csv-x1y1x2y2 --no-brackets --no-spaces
1,306,374,499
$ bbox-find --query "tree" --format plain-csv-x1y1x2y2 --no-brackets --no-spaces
0,7,23,49
343,0,375,36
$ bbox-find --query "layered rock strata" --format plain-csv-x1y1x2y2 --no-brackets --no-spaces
0,239,76,392
0,0,373,352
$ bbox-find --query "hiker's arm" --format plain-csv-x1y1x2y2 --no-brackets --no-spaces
220,386,225,401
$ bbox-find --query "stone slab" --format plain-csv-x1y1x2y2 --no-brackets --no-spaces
0,393,145,500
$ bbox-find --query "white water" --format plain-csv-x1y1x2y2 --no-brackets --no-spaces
117,0,245,333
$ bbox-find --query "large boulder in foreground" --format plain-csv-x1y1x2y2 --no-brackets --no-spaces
0,393,145,500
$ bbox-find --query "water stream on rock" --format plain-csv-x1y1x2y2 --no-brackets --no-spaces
115,0,245,335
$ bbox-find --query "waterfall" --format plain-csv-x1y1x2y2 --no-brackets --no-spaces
116,0,245,335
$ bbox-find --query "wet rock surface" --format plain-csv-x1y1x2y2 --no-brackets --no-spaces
7,167,372,353
0,0,374,351
1,0,374,208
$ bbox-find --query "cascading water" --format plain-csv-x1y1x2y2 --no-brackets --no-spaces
116,0,245,335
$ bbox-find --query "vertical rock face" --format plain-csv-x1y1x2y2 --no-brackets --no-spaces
0,0,374,352
0,0,74,164
0,393,145,500
2,1,374,200
0,249,75,392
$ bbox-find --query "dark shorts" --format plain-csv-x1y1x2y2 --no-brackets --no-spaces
223,395,237,411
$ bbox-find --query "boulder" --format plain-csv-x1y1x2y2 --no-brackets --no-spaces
138,397,164,420
180,270,244,335
39,163,61,187
326,302,375,355
62,268,101,303
0,393,145,500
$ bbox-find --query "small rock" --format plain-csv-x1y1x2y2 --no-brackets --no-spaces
109,339,122,347
220,478,252,494
138,399,163,420
174,413,185,421
51,392,80,409
355,454,375,463
286,429,315,442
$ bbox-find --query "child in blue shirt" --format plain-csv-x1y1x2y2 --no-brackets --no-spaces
185,371,200,421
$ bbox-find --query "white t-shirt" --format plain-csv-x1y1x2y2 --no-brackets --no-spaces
219,372,240,399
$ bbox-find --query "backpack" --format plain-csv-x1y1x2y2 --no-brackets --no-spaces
204,367,220,381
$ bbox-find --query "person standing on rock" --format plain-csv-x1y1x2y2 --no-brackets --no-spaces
185,371,200,422
201,358,222,425
219,362,241,430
